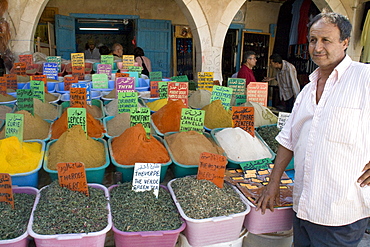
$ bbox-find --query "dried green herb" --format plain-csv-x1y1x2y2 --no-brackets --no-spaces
0,193,35,240
170,176,246,219
32,180,108,235
110,183,182,232
257,125,281,153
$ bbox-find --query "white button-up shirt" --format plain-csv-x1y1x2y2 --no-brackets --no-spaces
276,55,370,226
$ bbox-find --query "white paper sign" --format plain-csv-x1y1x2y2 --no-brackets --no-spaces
132,163,161,198
277,112,291,129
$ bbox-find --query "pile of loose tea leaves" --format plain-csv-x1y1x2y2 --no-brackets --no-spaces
110,183,183,232
170,176,246,219
0,193,36,240
32,181,108,235
257,125,281,153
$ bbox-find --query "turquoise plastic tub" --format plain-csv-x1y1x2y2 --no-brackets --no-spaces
22,81,57,93
108,136,171,182
43,139,110,184
59,99,104,120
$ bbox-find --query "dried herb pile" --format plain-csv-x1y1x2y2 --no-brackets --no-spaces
110,183,182,232
32,181,108,235
170,176,246,219
256,125,281,153
0,193,35,240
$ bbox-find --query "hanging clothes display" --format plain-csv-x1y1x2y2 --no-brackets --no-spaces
273,0,294,59
289,0,304,46
297,0,312,44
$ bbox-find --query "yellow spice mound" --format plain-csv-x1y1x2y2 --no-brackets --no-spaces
146,98,168,111
201,100,233,129
0,136,42,174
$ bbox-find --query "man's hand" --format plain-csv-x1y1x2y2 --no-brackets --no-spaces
358,161,370,187
262,77,275,82
255,181,280,214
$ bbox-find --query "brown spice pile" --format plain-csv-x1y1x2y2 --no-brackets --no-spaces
45,92,58,102
201,100,232,129
33,98,58,120
47,125,106,170
0,93,16,102
164,131,224,165
151,99,187,133
0,105,13,119
62,104,103,119
106,112,131,137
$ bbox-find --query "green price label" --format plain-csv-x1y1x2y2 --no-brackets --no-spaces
130,107,151,136
67,108,87,133
118,92,138,113
180,108,205,133
210,85,233,109
100,55,114,66
149,71,162,81
228,78,246,95
158,81,168,99
17,89,34,115
240,158,272,171
30,80,45,103
128,66,142,73
92,74,108,89
5,113,24,142
235,94,247,106
171,75,189,82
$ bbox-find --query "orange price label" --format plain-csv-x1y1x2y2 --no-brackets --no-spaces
232,106,255,137
150,81,160,98
197,152,227,188
0,173,14,209
72,66,85,80
31,75,48,92
19,54,33,66
70,87,87,108
64,76,78,91
116,73,129,78
0,77,6,95
57,162,89,196
5,74,17,91
12,63,26,75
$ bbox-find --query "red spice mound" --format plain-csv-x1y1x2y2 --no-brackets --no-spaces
151,99,187,133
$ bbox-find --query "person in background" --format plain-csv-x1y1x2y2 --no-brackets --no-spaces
134,47,152,77
99,46,111,56
111,43,124,58
256,11,370,247
263,53,301,112
84,40,100,60
237,51,257,86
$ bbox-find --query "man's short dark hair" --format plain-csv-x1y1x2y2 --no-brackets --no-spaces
242,51,256,64
307,11,352,42
269,53,283,64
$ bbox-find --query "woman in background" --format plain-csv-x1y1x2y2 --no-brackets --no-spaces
134,47,152,76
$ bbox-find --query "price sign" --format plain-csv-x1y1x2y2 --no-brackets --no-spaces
46,56,62,72
228,78,246,95
67,107,87,132
71,53,85,67
232,106,254,137
127,72,139,87
100,55,114,66
57,162,89,196
71,82,91,105
158,81,168,99
70,87,87,108
43,62,58,80
5,113,24,142
247,82,268,107
180,108,205,133
277,112,291,130
167,82,188,106
64,76,78,91
150,81,160,98
13,63,26,75
235,94,247,106
30,80,45,102
118,91,138,113
128,66,142,73
0,77,6,95
197,152,227,188
72,66,85,80
31,75,47,92
116,73,129,78
5,74,17,91
240,158,272,171
92,74,108,89
130,107,151,136
122,55,135,70
19,54,33,66
198,72,213,91
97,64,112,80
17,89,34,114
149,71,162,81
0,173,14,209
132,163,161,198
115,77,135,96
171,75,189,82
210,85,233,109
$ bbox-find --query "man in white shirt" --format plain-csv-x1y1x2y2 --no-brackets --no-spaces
84,40,100,60
256,11,370,246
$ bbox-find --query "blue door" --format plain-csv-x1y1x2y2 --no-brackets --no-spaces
136,19,172,77
55,15,76,60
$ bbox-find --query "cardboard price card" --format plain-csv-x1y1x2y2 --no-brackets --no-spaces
67,107,87,132
132,163,161,198
197,152,227,188
149,71,162,81
171,75,189,82
97,64,112,80
30,80,45,103
92,74,108,89
228,78,246,95
158,81,168,99
64,76,78,92
13,62,26,75
71,53,85,67
0,77,6,95
180,108,205,133
0,173,14,209
210,85,233,109
116,72,129,78
240,158,272,171
116,77,135,96
17,89,34,115
150,81,160,98
19,54,33,66
5,74,17,91
118,91,138,113
130,107,151,136
277,112,291,130
71,82,92,105
247,82,268,107
46,56,62,72
197,72,214,91
72,66,85,80
100,55,114,66
167,82,189,106
31,75,47,92
5,113,24,142
122,55,135,70
70,87,87,108
43,62,59,80
57,162,89,196
232,106,254,137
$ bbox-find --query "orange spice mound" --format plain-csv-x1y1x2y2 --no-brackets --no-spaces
112,124,170,165
51,107,105,139
151,99,187,133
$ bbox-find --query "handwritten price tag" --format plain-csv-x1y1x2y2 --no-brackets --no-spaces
57,162,89,196
0,173,14,209
197,152,227,188
232,106,254,137
180,108,205,133
132,163,161,198
5,113,24,142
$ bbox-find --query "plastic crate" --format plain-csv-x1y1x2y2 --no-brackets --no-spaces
108,184,186,247
43,139,110,184
0,187,39,247
108,136,171,182
28,183,112,247
11,140,45,187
